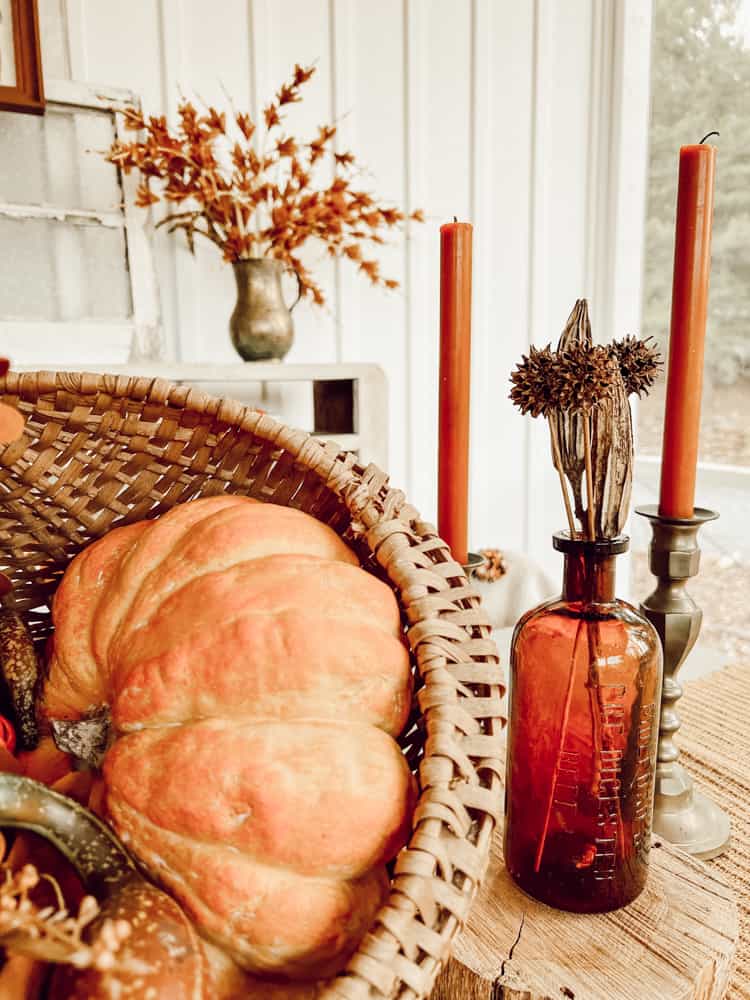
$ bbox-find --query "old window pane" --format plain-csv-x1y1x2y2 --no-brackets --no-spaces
0,0,16,87
0,94,134,331
0,106,119,211
0,113,46,203
0,216,131,320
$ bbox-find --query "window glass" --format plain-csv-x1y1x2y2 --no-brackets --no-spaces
0,101,132,325
0,217,131,320
0,106,119,211
0,0,16,87
634,0,750,666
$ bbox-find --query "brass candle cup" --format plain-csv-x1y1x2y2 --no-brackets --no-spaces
462,551,485,578
636,503,731,859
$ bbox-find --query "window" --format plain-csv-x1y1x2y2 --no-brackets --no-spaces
634,0,750,666
0,80,161,365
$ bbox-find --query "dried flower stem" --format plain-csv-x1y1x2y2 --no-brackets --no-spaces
581,414,596,540
106,64,423,305
549,417,576,539
535,619,585,872
0,862,130,971
475,548,507,583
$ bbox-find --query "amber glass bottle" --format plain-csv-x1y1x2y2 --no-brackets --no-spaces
504,533,662,913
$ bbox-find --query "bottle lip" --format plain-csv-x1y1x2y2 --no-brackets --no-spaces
553,532,630,555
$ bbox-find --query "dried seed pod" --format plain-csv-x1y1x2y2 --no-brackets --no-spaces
509,299,656,541
557,298,592,352
555,300,592,526
611,335,662,397
591,368,633,538
509,345,557,417
556,343,620,414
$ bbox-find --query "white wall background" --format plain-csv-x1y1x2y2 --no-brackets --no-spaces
33,0,653,573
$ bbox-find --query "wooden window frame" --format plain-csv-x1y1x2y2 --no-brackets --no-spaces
0,78,163,365
0,0,44,115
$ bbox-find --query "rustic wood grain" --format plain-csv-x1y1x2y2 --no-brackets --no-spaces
434,829,738,1000
678,663,750,999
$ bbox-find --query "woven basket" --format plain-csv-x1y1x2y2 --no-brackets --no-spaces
0,371,505,1000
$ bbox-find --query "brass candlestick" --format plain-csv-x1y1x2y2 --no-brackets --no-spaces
636,504,731,859
463,552,484,578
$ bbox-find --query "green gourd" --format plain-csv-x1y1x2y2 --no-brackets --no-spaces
0,772,210,999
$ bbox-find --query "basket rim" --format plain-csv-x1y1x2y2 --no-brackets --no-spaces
0,370,506,1000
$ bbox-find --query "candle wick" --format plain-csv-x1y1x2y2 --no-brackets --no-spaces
699,131,720,144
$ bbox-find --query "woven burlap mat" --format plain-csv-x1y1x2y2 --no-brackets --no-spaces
680,663,750,998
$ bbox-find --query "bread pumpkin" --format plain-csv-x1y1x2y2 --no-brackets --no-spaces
41,496,415,980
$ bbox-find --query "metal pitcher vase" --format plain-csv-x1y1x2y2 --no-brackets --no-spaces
229,258,301,362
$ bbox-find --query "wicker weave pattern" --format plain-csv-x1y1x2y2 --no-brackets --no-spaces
0,371,505,1000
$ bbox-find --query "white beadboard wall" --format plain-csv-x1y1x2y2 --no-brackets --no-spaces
39,0,653,573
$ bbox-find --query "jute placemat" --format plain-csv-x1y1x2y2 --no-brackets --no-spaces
679,663,750,999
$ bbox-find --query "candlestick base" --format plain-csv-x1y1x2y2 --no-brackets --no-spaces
636,504,731,860
462,552,484,578
653,765,730,860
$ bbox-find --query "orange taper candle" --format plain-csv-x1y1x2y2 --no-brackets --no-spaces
658,141,716,519
438,220,473,565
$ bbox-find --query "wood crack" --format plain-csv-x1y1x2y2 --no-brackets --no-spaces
495,911,526,989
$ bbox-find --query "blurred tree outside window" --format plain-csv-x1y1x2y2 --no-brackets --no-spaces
633,0,750,665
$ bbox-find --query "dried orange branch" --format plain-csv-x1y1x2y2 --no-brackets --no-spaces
106,64,423,305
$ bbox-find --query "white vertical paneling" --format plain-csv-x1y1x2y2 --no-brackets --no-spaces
525,0,560,574
259,0,338,365
469,0,535,552
526,0,599,577
608,1,653,338
585,0,616,340
403,0,428,502
544,1,595,315
330,0,359,362
247,0,273,123
407,0,472,516
245,0,337,429
39,0,72,79
333,0,408,490
62,0,86,80
179,0,252,362
81,3,163,111
155,0,190,363
33,0,653,565
598,0,653,596
181,0,251,108
585,0,653,345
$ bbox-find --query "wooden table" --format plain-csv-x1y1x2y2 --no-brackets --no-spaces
435,663,750,999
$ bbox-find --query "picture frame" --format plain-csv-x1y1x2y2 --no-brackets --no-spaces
0,0,43,114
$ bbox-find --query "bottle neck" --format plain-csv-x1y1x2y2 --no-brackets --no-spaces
561,550,617,603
